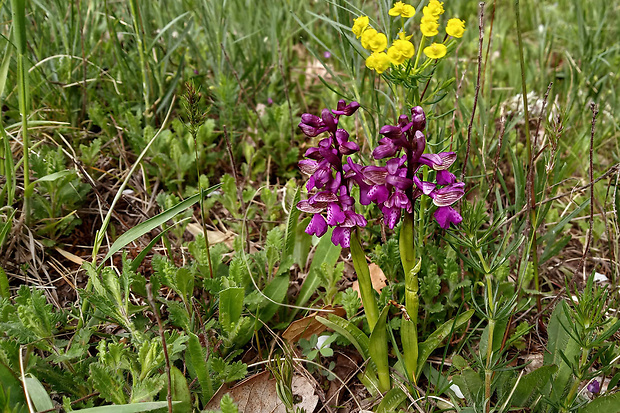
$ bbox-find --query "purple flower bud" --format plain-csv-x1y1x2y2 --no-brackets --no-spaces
193,69,199,75
333,99,360,116
335,129,349,146
379,125,403,140
299,122,320,137
373,139,398,159
306,214,328,237
267,97,274,105
321,108,337,132
319,147,341,168
324,51,332,59
588,380,600,393
411,106,426,130
434,206,462,229
340,141,360,155
412,130,426,162
385,190,411,212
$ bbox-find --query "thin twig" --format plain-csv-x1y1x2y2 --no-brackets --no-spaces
573,104,598,284
534,83,553,150
499,162,620,229
223,125,249,252
461,2,485,181
147,283,173,413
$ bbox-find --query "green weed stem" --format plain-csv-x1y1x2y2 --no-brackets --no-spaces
11,0,30,224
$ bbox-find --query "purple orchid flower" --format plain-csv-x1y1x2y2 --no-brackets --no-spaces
297,100,365,247
364,106,464,229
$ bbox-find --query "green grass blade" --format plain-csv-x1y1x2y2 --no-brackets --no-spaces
100,185,220,265
74,401,180,413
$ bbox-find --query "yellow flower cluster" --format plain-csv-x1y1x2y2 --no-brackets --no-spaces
351,1,466,73
388,1,416,18
420,0,443,37
446,18,466,38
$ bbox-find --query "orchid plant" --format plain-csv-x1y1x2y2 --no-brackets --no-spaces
294,0,473,404
296,99,469,395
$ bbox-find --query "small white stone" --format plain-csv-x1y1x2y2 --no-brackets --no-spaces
593,272,608,283
450,383,464,399
122,189,134,195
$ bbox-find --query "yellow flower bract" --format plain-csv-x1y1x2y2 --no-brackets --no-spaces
361,28,388,52
446,18,466,38
423,0,444,18
366,52,391,73
352,15,370,38
389,1,416,18
387,39,415,65
423,42,447,59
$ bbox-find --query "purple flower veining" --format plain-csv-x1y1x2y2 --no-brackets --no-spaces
297,100,365,248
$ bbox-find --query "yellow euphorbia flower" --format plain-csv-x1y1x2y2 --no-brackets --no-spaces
366,52,391,73
389,1,416,18
361,28,388,52
446,18,466,38
387,39,415,65
420,16,439,37
352,16,370,38
423,0,444,18
398,31,413,41
423,42,447,59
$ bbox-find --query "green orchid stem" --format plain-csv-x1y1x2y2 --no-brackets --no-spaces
350,230,379,330
400,212,417,320
400,212,420,383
